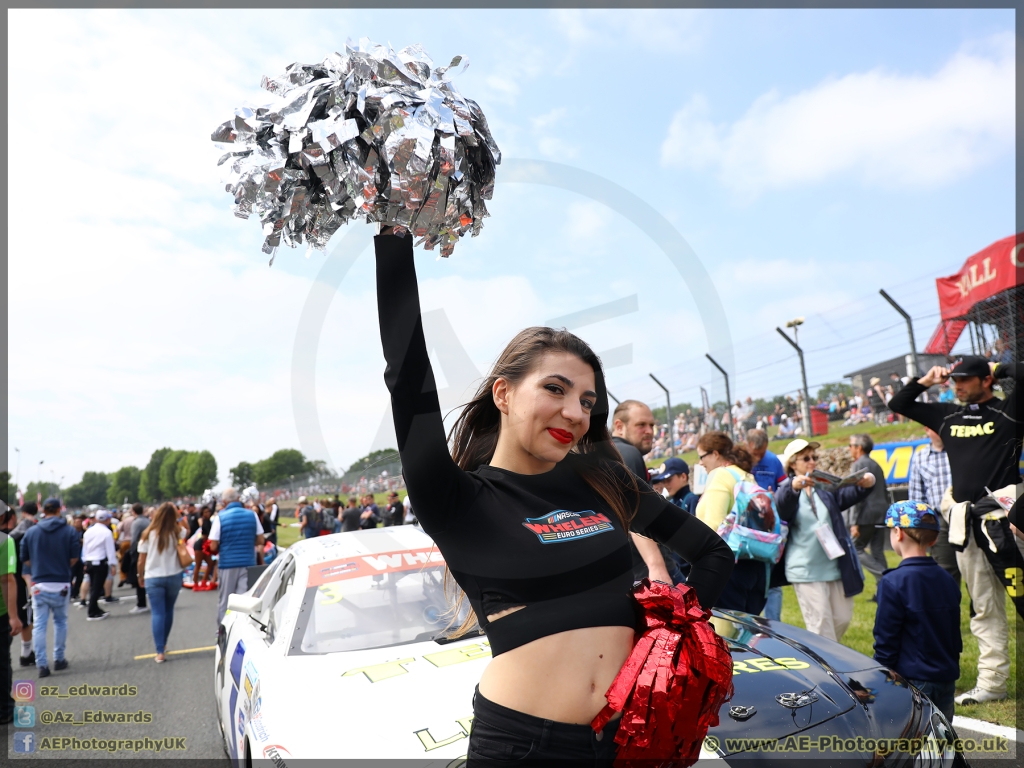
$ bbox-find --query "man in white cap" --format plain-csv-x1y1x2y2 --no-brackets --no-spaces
80,509,118,621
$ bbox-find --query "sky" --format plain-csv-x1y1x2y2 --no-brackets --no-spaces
7,8,1015,490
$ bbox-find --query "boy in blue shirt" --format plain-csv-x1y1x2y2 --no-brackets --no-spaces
872,500,961,721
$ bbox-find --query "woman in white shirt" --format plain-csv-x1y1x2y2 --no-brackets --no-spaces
137,503,186,663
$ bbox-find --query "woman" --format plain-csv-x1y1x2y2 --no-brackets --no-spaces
374,230,734,763
693,431,773,614
137,502,186,663
192,506,215,590
775,439,874,641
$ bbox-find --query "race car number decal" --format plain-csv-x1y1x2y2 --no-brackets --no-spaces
733,657,810,675
307,547,445,587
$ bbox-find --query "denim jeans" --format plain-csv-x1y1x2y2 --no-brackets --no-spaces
32,589,69,669
763,586,783,620
909,679,955,723
1,614,13,717
145,575,182,654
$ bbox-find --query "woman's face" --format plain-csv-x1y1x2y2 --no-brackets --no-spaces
494,350,597,464
697,447,728,473
791,449,817,475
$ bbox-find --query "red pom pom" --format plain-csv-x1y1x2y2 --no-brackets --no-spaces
591,580,733,767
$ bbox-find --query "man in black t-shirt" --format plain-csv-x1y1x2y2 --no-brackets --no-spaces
888,355,1022,705
384,492,404,527
610,399,672,584
341,497,362,532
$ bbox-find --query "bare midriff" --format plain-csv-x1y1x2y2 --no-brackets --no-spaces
477,615,635,725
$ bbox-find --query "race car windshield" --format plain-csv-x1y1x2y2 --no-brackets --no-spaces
292,566,451,654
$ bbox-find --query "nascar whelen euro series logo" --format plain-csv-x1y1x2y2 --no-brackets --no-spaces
522,509,614,543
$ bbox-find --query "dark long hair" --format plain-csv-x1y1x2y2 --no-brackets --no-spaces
442,326,637,637
697,431,754,473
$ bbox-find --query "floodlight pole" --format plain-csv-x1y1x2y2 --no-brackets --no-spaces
879,289,921,377
705,354,733,439
648,374,674,457
776,327,813,436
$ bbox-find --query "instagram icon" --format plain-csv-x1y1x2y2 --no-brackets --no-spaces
13,681,35,702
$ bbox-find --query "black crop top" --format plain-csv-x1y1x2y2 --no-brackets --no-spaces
374,234,734,656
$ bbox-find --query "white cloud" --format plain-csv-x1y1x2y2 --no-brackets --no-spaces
661,34,1015,195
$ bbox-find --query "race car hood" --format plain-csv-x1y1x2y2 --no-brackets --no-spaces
244,635,492,762
707,611,880,751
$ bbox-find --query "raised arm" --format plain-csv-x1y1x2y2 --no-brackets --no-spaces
375,233,473,532
888,367,955,431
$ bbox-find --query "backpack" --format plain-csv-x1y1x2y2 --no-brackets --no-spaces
715,468,788,565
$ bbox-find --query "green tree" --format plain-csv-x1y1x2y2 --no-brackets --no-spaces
253,449,311,486
106,466,142,506
345,449,399,475
140,447,172,502
176,451,218,496
2,471,17,506
158,450,188,499
230,461,255,488
24,481,60,504
63,472,110,508
817,382,854,402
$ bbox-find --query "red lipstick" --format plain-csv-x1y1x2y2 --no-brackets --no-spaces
547,428,573,444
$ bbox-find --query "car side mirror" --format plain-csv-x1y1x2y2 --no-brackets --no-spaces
227,594,263,616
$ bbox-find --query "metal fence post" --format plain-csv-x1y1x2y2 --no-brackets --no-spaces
705,354,733,440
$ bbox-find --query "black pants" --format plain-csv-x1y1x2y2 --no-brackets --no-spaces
1,612,12,718
86,562,108,617
715,558,769,615
129,552,147,607
70,560,84,603
467,687,619,766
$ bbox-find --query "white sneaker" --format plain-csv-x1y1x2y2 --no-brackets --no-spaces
86,612,109,621
955,687,1006,705
129,606,150,614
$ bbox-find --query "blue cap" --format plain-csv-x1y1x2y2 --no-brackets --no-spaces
880,500,940,531
651,457,690,482
42,497,61,511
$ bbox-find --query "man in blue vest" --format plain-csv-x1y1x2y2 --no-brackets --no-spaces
207,488,264,626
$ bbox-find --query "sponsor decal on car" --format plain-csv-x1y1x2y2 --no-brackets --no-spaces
342,642,492,683
522,509,614,543
264,744,291,767
307,547,445,587
732,657,810,675
414,714,474,752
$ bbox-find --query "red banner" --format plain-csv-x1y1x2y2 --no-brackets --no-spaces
936,234,1024,321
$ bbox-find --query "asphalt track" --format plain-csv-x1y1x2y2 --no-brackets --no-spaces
5,580,228,765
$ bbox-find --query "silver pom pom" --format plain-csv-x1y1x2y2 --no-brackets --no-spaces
214,38,500,262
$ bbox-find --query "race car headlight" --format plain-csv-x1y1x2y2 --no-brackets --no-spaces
912,712,958,768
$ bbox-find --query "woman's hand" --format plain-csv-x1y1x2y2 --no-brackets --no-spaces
857,472,876,489
792,474,814,491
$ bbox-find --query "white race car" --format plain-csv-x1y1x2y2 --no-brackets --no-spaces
216,527,965,767
215,525,485,766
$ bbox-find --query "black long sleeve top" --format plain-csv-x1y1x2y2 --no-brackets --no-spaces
888,363,1022,503
374,234,734,656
